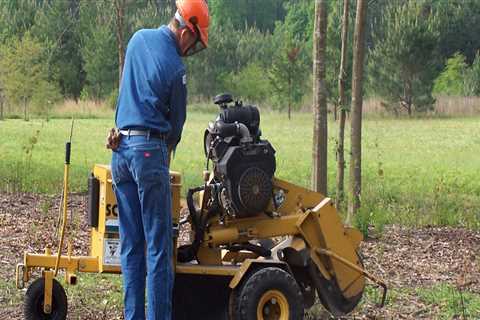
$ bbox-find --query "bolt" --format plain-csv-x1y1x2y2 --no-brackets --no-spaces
44,304,52,313
271,298,277,305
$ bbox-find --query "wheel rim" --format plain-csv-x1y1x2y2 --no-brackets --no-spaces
256,289,289,320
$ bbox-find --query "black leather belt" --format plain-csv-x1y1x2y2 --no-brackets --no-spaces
119,129,166,140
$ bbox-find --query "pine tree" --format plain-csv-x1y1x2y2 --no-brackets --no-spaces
79,0,118,100
464,52,480,95
0,33,59,120
33,0,84,99
368,1,440,116
269,41,307,120
433,52,468,96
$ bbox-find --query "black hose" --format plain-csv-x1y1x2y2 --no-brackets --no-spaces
178,186,215,263
227,243,272,258
186,186,204,229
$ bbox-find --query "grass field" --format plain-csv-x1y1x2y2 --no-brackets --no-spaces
1,111,479,319
0,111,479,231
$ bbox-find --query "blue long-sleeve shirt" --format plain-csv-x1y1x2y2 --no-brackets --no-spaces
115,26,187,148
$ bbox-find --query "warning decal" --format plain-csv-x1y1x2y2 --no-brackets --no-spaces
103,239,121,266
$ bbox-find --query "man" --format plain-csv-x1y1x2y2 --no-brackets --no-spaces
107,1,209,319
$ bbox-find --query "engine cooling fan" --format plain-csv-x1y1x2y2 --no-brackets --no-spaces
237,167,272,214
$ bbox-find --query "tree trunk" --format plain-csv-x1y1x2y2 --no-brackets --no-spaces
406,80,413,116
347,0,367,223
23,97,28,121
312,0,328,195
114,0,126,87
0,90,3,120
401,80,413,116
336,0,349,211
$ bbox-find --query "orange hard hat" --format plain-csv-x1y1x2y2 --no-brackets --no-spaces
176,0,210,48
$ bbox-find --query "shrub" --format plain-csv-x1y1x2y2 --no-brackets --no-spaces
222,63,270,104
433,52,468,95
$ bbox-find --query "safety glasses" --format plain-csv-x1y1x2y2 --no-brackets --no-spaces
184,24,206,56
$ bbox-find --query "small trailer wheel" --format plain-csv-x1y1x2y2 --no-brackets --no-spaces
230,267,304,320
24,278,68,320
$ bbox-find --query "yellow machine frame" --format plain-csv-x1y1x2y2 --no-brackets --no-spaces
16,164,386,317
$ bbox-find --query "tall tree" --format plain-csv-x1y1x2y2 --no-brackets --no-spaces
0,33,60,120
209,0,286,32
79,0,118,99
335,0,349,211
112,0,172,88
33,0,84,99
435,0,480,65
368,1,439,116
464,52,480,95
433,52,468,96
114,0,126,83
347,0,367,222
268,24,308,119
324,0,353,121
0,0,38,43
311,0,328,194
269,43,306,119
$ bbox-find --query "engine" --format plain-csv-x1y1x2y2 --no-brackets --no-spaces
204,93,276,218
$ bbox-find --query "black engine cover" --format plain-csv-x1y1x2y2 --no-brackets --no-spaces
205,95,276,218
215,141,275,217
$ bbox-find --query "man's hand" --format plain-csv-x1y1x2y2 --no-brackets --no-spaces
106,128,121,151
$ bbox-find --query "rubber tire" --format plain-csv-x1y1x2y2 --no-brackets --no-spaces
24,278,68,320
229,267,304,320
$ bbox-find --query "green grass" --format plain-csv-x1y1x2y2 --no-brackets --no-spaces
417,284,480,319
0,278,24,307
1,112,479,229
64,273,123,319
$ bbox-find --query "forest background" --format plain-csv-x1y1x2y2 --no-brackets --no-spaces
1,0,480,119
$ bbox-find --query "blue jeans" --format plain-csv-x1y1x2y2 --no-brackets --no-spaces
111,135,173,320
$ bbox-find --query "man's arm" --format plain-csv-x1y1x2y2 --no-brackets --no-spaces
166,70,187,153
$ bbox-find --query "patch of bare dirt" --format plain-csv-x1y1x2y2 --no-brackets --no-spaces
349,226,480,319
0,192,95,320
0,192,479,319
362,225,480,290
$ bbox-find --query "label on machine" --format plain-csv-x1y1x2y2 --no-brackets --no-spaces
105,218,119,233
103,239,121,266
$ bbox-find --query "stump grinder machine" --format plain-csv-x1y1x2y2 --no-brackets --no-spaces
16,94,386,320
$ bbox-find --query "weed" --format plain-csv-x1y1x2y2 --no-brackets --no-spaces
0,278,24,307
353,208,371,238
40,197,53,215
